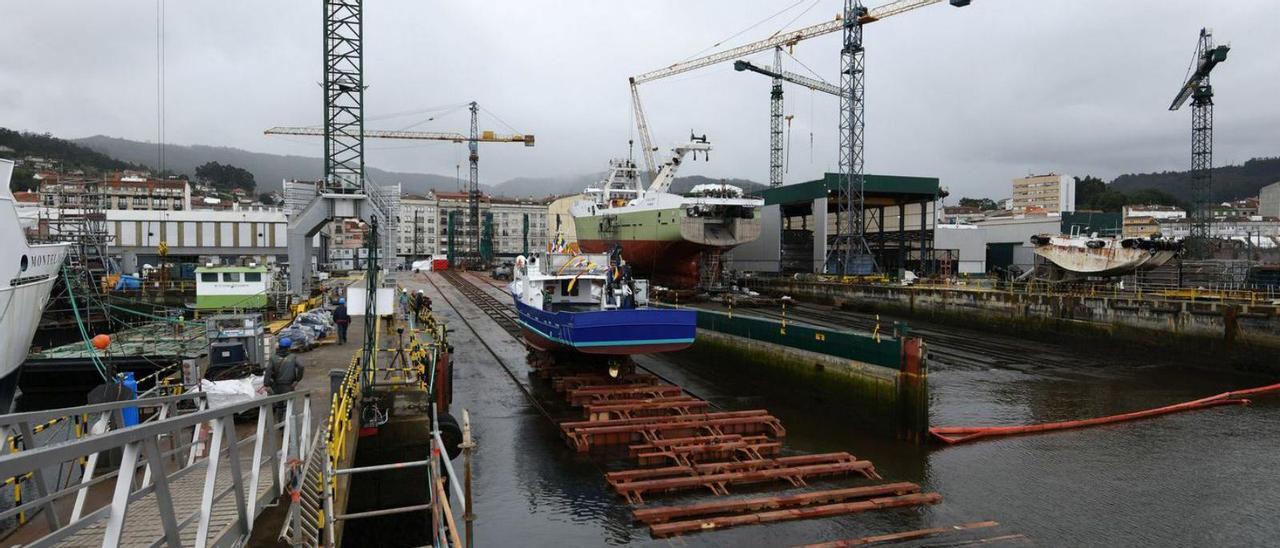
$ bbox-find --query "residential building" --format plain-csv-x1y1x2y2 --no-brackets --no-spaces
191,195,234,210
397,194,438,259
1123,216,1162,237
389,190,550,263
1010,173,1075,214
1123,204,1186,220
12,191,39,207
939,205,987,225
329,218,367,250
1159,217,1280,241
1123,205,1184,237
1212,197,1260,220
38,171,191,211
546,194,583,244
491,196,549,256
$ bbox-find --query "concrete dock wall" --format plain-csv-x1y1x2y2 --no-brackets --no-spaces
753,279,1280,373
677,309,928,440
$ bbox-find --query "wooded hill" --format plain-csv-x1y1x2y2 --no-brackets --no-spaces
1110,157,1280,203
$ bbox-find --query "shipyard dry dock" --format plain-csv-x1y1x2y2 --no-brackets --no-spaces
396,270,1280,546
4,270,1278,546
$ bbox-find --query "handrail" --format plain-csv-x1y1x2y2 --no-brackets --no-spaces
0,391,301,480
0,390,310,548
0,391,206,429
299,306,464,547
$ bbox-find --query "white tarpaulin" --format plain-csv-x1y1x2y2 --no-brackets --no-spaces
199,376,266,409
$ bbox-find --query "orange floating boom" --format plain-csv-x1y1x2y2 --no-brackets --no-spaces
929,381,1280,445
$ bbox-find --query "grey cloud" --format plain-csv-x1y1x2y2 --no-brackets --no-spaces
2,0,1276,201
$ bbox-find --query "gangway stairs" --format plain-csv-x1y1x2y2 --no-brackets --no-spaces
0,390,311,547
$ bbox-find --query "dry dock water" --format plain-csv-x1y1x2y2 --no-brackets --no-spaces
297,271,1279,546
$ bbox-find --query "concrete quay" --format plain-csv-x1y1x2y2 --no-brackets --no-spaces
750,277,1280,373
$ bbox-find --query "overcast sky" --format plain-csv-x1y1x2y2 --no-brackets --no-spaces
3,1,1278,200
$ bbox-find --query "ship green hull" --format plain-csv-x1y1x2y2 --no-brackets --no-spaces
574,207,685,242
574,206,760,288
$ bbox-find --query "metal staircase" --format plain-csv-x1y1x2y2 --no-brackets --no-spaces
699,248,726,291
278,428,326,546
0,390,312,547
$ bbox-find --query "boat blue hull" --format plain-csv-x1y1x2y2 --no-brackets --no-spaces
513,297,696,355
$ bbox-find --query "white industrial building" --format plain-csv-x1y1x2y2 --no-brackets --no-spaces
1260,181,1280,219
37,207,287,254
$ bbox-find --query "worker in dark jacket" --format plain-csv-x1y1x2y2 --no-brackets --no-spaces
333,298,351,345
265,338,304,395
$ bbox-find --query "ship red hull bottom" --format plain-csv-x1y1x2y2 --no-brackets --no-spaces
577,238,707,289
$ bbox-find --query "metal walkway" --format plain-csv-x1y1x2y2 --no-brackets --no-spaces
0,390,311,547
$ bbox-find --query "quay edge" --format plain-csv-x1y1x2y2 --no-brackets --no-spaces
751,278,1280,374
672,308,929,441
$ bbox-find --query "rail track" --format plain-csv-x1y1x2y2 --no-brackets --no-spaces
413,269,1009,543
437,270,522,337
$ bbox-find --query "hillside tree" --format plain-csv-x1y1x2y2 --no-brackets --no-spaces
195,161,256,192
957,197,998,210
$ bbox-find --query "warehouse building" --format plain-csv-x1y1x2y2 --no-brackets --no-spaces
727,173,942,275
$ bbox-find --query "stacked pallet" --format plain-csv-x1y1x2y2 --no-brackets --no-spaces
546,369,945,539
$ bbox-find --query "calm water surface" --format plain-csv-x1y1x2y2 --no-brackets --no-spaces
433,286,1280,547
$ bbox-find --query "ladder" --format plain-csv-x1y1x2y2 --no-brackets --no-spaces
699,248,725,291
279,426,326,546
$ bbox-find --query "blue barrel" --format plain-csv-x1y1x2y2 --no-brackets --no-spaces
120,372,140,427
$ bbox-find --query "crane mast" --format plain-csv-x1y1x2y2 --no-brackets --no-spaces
831,0,874,274
268,99,535,273
467,101,482,268
1169,28,1229,248
628,0,970,274
323,0,365,193
769,48,785,188
735,58,841,189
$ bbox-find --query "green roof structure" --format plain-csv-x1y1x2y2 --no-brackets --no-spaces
756,173,941,206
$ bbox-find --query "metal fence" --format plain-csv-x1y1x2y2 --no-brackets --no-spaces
0,390,311,547
278,310,470,547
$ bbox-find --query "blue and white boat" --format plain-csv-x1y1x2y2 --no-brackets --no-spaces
510,251,695,355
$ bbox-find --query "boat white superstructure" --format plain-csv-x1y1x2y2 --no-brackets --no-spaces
568,137,763,287
0,159,71,406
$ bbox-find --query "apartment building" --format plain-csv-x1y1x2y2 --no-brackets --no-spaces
397,194,439,259
39,171,191,211
1010,173,1075,214
392,191,549,262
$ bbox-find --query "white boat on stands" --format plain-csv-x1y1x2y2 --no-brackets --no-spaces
0,159,71,409
510,251,697,355
1028,232,1180,281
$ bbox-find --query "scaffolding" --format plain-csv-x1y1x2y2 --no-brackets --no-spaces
34,178,115,337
